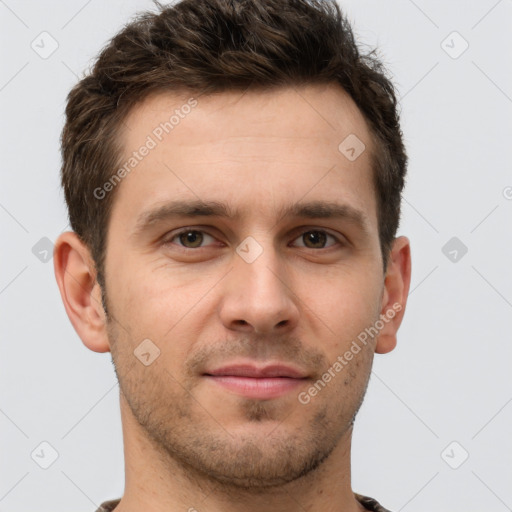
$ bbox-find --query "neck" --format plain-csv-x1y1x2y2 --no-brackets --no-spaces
114,392,365,512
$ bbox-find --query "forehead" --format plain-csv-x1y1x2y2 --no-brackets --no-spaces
122,84,372,150
111,83,378,230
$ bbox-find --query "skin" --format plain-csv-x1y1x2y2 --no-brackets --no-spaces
54,83,411,512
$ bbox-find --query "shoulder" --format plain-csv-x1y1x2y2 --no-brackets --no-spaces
94,498,121,512
354,492,394,512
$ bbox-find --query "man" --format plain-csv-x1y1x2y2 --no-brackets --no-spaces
54,0,411,510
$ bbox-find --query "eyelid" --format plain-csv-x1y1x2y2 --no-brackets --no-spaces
163,226,346,250
289,228,341,248
163,227,220,248
290,226,349,250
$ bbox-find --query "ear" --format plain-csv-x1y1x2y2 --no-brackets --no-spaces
53,231,111,353
375,236,411,354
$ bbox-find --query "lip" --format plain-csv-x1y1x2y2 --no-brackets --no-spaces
205,363,308,379
203,363,309,399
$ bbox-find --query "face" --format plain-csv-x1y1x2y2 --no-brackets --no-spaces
103,84,387,488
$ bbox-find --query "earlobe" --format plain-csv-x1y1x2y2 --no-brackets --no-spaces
53,231,111,353
375,236,412,354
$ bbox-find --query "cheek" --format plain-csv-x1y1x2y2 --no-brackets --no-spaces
303,268,381,335
110,264,214,359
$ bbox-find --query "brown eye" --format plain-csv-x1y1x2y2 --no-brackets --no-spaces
162,228,221,255
177,230,204,248
292,230,338,249
302,231,327,248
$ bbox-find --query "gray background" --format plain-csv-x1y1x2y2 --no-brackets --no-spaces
1,1,511,511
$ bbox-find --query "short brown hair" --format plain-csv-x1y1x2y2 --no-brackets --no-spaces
61,0,407,290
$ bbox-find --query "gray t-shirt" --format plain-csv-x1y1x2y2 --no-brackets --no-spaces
95,493,392,511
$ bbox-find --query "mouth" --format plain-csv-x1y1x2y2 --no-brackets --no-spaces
203,363,309,400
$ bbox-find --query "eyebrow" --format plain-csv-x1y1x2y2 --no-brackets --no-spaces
131,199,371,238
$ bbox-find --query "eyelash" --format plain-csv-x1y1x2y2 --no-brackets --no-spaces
163,227,344,250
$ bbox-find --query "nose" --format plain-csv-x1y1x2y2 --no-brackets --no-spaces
218,246,300,335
